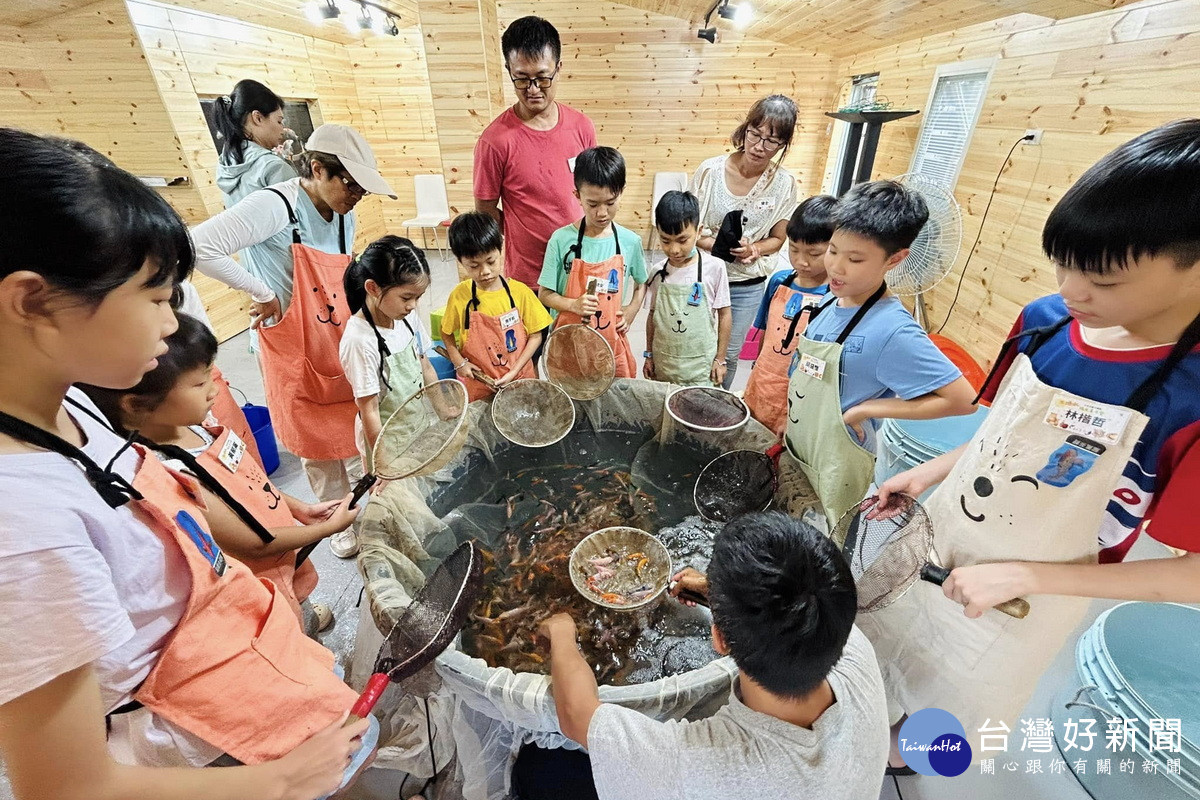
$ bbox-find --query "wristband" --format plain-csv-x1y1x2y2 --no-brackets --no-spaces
643,351,653,359
454,360,469,371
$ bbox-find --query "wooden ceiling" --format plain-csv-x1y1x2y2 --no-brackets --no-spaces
618,0,1141,54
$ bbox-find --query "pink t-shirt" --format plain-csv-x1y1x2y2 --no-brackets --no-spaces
473,103,597,287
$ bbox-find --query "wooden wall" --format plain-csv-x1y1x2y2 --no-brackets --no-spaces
830,0,1199,363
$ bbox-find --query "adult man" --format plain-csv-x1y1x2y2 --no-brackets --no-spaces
474,16,597,289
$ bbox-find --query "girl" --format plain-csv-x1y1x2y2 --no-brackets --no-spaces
0,128,372,798
213,79,297,211
336,236,438,558
79,312,358,628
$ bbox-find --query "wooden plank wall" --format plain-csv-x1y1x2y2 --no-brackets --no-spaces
832,0,1199,364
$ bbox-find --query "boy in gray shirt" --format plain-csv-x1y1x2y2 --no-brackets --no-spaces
526,512,889,800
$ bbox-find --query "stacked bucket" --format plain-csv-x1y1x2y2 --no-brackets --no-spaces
873,406,989,500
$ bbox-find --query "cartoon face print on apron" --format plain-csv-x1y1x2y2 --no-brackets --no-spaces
256,188,357,461
552,220,637,378
782,285,887,528
649,257,719,387
743,275,823,435
461,277,536,402
856,313,1198,745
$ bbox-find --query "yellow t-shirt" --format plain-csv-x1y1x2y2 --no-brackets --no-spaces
441,278,554,348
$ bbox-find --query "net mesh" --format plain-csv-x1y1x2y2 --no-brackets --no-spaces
693,449,776,523
490,379,575,448
831,494,933,613
374,379,469,479
543,323,616,401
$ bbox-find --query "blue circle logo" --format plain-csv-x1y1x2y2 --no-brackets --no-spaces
898,708,973,776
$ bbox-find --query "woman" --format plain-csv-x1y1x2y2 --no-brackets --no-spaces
0,127,372,800
190,124,396,535
214,79,297,210
690,95,799,390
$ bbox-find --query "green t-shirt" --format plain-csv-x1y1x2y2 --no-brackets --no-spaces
538,223,648,300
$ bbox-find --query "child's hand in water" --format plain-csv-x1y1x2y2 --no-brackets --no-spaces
572,293,600,317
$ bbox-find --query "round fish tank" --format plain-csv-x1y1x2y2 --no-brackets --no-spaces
355,379,817,800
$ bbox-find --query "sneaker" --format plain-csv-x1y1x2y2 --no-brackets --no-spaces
329,528,360,559
311,602,335,632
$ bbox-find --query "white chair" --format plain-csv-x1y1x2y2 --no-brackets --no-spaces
646,171,689,247
402,174,451,259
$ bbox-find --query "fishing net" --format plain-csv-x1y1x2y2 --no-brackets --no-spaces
832,495,934,613
543,323,616,401
692,448,778,523
490,379,575,448
372,379,470,481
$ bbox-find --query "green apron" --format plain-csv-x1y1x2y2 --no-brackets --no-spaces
650,257,718,387
783,284,885,531
367,315,424,463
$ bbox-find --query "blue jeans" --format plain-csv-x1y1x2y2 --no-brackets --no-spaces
723,281,768,389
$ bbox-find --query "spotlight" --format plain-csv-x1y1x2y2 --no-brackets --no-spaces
382,15,400,36
717,1,753,25
697,26,718,43
305,1,340,24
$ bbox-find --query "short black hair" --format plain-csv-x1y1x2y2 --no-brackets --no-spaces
79,312,218,434
449,212,504,260
1043,118,1200,274
502,16,561,65
574,146,625,194
786,195,837,244
654,190,700,235
707,512,858,698
832,180,929,255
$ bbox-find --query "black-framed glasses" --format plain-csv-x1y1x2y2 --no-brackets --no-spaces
509,68,559,91
337,173,369,197
745,128,786,151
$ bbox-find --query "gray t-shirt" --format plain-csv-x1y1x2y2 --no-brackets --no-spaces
587,626,888,800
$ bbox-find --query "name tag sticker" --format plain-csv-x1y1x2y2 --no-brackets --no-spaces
217,432,246,473
797,353,826,381
783,293,803,320
688,282,703,307
1043,392,1131,444
499,309,520,330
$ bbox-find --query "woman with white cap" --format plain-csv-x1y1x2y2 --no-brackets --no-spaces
192,124,396,545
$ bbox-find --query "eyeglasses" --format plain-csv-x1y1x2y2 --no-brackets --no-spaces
509,68,559,91
745,128,786,152
337,173,369,197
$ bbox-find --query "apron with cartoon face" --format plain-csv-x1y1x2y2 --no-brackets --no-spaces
782,286,885,528
553,220,637,378
743,275,824,435
369,315,426,426
0,406,355,765
257,189,357,461
460,277,535,402
649,258,719,387
854,314,1198,748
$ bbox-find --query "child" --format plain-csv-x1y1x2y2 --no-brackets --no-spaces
538,146,648,378
80,313,358,628
865,119,1200,769
441,212,553,401
519,513,888,800
642,190,732,386
743,195,835,434
337,235,438,557
784,180,976,527
0,128,371,797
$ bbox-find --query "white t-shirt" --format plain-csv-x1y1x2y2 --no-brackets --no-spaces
644,252,732,325
587,626,889,800
0,389,221,766
338,313,433,401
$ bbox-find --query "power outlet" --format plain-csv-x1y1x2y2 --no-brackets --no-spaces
1022,129,1043,145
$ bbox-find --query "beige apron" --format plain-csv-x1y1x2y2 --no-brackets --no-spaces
783,286,885,529
857,315,1174,752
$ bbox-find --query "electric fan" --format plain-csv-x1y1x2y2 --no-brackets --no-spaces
886,172,963,330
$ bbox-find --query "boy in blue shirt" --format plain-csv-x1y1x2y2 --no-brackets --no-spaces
784,180,975,526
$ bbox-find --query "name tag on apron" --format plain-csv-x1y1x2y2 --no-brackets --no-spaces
216,431,246,473
607,268,620,294
175,510,227,577
783,293,803,320
1043,392,1131,444
586,276,604,295
797,353,827,381
499,309,520,329
1036,435,1106,488
688,282,703,307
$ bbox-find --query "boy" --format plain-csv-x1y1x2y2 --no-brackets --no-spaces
642,190,732,386
520,513,889,800
784,180,976,526
866,119,1200,769
442,212,553,401
539,146,648,378
743,195,836,434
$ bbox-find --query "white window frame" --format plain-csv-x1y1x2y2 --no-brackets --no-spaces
908,58,995,191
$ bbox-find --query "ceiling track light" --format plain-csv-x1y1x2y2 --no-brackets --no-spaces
697,0,753,41
305,0,401,35
696,26,718,43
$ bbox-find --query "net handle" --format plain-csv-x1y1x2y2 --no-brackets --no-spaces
919,564,1030,619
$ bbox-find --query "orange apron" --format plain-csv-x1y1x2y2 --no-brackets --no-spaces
552,219,637,378
208,366,264,468
460,277,535,402
743,276,825,435
257,190,357,461
195,423,318,623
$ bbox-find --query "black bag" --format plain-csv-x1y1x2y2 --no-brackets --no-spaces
711,209,744,263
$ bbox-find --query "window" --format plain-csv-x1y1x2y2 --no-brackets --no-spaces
199,98,316,166
909,59,994,190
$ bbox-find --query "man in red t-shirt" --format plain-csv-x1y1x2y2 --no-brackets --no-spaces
473,16,597,289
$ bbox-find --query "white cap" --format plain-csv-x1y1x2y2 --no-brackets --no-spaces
304,124,396,199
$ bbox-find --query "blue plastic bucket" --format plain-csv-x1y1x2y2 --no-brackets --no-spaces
874,406,989,500
429,352,456,381
241,403,281,475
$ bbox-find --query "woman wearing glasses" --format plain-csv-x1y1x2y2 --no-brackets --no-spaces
191,124,397,510
690,95,799,389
